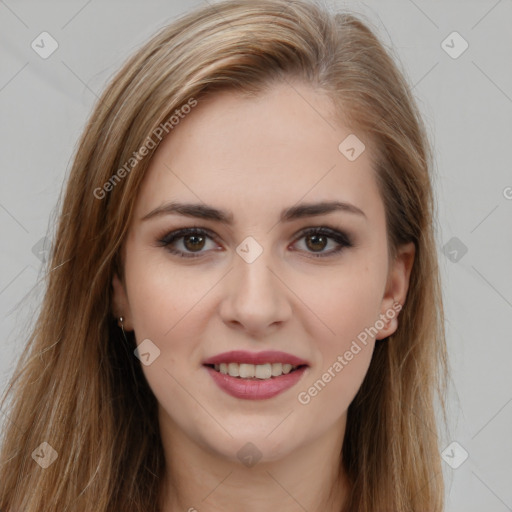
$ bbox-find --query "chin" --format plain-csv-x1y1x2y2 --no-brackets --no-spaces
203,429,299,465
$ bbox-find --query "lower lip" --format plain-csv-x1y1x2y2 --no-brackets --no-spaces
204,365,308,400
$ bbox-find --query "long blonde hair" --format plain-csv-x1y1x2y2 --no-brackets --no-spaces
0,1,447,510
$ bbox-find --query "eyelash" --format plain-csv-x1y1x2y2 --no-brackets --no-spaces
156,226,353,259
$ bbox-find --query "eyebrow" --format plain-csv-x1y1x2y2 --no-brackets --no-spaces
141,200,366,224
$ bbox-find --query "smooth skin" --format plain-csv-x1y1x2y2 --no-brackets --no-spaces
112,80,415,511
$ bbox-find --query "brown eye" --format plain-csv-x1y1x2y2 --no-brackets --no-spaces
183,234,206,252
157,228,219,258
305,233,328,252
293,227,353,258
158,226,353,260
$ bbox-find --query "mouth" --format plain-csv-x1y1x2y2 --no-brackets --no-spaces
202,350,310,399
203,362,308,380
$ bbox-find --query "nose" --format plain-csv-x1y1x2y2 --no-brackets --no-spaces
218,247,292,338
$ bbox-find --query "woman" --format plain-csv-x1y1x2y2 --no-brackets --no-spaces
0,0,448,510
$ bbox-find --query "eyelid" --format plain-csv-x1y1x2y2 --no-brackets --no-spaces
290,226,353,258
294,225,353,247
155,224,354,259
157,226,215,243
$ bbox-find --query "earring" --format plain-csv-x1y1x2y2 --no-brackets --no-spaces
119,316,129,343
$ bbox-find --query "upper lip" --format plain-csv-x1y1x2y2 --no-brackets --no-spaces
202,350,309,366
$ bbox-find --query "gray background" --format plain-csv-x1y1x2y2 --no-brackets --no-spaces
0,0,511,510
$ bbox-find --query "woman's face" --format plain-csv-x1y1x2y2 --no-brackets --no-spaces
113,81,414,464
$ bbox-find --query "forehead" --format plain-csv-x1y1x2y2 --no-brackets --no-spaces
134,81,384,225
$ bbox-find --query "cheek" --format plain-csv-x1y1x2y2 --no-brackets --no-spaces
123,255,209,408
296,254,387,351
295,309,377,421
125,250,206,339
293,253,387,409
123,250,223,406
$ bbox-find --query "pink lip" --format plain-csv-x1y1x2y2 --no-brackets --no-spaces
204,365,308,400
202,350,309,366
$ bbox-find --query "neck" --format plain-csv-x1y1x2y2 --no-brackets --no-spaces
158,412,351,512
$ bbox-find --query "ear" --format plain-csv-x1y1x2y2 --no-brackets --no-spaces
112,272,134,331
375,241,415,340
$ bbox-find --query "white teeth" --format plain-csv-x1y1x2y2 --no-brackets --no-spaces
255,363,272,379
239,363,255,378
212,362,299,379
271,363,282,377
282,363,293,374
227,362,239,377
